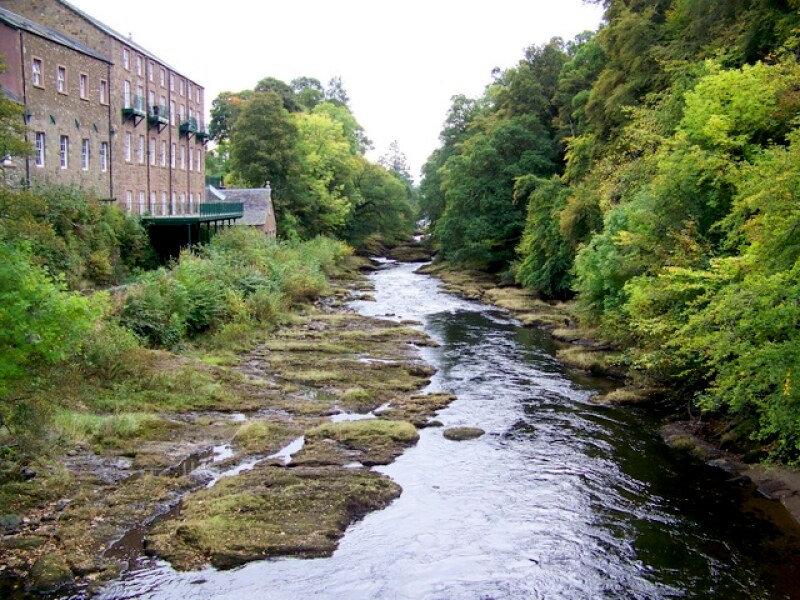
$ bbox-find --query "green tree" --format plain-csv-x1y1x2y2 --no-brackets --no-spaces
292,77,325,110
230,91,298,193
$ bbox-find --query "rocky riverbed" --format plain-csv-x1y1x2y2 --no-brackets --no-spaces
0,267,453,597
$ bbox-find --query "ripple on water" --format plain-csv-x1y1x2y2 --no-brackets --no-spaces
97,261,800,600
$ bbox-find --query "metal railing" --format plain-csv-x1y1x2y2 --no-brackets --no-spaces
125,199,243,219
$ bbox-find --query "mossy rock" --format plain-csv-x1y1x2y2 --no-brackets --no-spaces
145,466,401,570
26,553,74,595
443,427,485,441
379,393,457,427
302,419,419,466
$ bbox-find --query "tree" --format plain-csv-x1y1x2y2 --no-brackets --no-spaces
254,77,300,112
379,140,413,184
325,76,350,106
229,92,298,215
0,57,29,162
209,90,252,143
291,77,325,110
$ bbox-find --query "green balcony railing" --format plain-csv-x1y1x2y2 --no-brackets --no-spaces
179,116,199,137
199,202,243,218
122,95,146,119
148,104,169,127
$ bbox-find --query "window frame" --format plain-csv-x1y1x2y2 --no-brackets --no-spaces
59,135,69,169
124,132,132,162
81,138,89,171
32,57,43,88
99,79,108,105
100,141,108,172
56,65,67,94
122,47,130,71
34,131,45,167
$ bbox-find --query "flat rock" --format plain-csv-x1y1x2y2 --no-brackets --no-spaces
443,427,485,441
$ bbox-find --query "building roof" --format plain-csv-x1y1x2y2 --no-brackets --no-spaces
0,6,110,63
57,0,197,83
207,185,273,227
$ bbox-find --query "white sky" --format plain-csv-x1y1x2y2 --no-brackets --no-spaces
70,0,604,181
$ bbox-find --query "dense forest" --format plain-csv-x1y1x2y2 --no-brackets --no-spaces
420,0,800,462
206,76,417,251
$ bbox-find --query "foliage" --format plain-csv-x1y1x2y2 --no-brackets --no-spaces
514,175,574,298
121,228,351,349
0,240,101,396
0,184,154,288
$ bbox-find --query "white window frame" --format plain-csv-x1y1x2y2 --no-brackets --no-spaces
169,73,175,92
122,48,130,70
180,145,185,170
100,141,108,172
136,55,142,77
149,137,156,166
124,80,131,107
81,138,89,170
124,132,132,162
170,143,176,169
160,67,166,87
99,79,108,104
138,135,145,164
125,190,132,212
161,191,167,215
148,61,154,82
32,58,42,87
197,149,202,172
149,191,156,213
56,65,66,94
189,145,193,171
59,135,69,169
138,191,145,213
170,100,176,126
79,73,87,99
161,141,166,167
34,132,45,167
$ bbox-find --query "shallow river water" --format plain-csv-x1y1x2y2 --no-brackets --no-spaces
99,260,800,599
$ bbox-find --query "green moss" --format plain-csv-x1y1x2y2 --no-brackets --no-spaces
302,419,419,466
232,421,299,454
145,466,401,570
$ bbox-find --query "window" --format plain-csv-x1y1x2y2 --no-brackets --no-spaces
179,104,185,123
169,73,174,92
149,138,156,166
149,191,156,213
160,67,166,87
136,55,142,76
138,191,145,213
161,191,167,214
100,142,108,172
197,149,202,172
56,66,66,93
125,190,132,212
148,90,155,110
179,78,184,96
180,192,185,214
160,141,166,167
138,135,145,164
34,132,45,167
188,82,193,99
170,143,176,168
32,58,43,87
189,193,193,212
81,139,89,170
180,145,185,169
122,48,130,70
79,73,87,99
170,100,175,126
196,87,200,103
99,79,108,104
171,192,176,215
124,80,131,107
136,84,144,108
59,135,69,169
189,145,193,171
125,132,132,162
148,61,154,82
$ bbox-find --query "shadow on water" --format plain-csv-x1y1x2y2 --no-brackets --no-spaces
80,261,800,599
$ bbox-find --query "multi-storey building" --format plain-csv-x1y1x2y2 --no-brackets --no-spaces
0,6,112,198
0,0,210,215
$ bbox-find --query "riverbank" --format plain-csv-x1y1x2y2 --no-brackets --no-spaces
416,260,800,526
0,258,453,597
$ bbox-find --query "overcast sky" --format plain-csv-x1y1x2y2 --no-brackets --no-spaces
70,0,604,181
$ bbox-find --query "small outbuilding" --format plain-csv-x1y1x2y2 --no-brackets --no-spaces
206,184,276,238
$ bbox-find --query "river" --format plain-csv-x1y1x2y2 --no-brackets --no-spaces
98,260,800,599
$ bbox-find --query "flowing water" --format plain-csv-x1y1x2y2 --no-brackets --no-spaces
97,260,800,599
